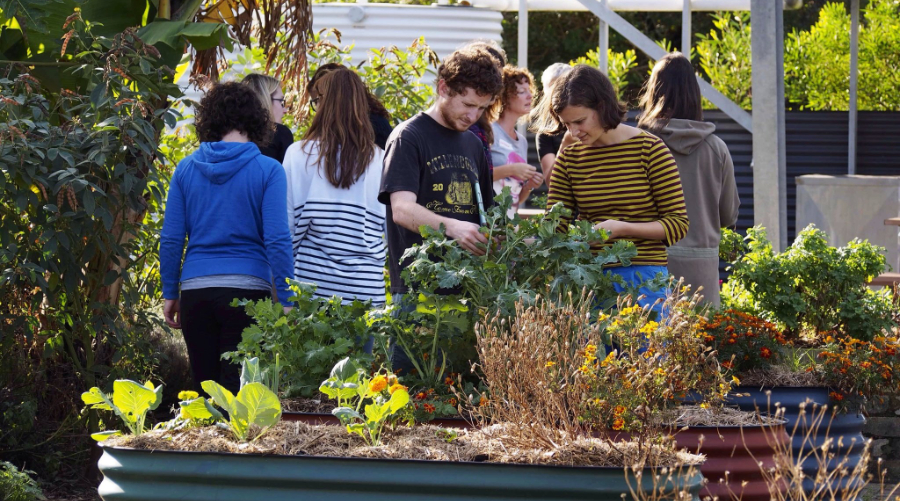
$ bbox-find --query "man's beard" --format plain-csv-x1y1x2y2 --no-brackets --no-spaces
438,104,469,132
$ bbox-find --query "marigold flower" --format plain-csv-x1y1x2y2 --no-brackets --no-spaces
388,383,408,395
449,398,458,406
479,396,488,407
415,392,427,400
829,391,844,401
760,347,772,359
369,375,388,393
639,321,659,335
445,376,454,386
424,403,435,413
612,418,625,431
721,360,734,370
614,405,626,416
545,361,556,368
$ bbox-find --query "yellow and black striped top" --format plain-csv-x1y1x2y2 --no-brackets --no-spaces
547,132,689,266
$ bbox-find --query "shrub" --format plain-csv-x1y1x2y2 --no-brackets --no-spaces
701,309,787,374
721,225,896,340
224,281,379,398
0,461,44,501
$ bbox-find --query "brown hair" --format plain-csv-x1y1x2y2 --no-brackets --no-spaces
302,70,375,189
637,52,702,130
309,63,391,121
462,43,506,144
491,65,535,118
195,81,273,146
437,47,503,98
535,64,626,135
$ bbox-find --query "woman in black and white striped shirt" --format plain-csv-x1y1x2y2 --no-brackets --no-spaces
283,68,386,304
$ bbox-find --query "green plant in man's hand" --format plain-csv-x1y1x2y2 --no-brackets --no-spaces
82,380,163,441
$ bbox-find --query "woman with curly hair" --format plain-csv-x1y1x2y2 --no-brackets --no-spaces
160,81,293,393
241,73,294,163
490,65,544,216
283,69,387,305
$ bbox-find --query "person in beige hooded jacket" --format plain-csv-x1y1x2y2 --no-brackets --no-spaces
638,53,740,307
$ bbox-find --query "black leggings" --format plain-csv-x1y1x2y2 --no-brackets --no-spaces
180,287,270,394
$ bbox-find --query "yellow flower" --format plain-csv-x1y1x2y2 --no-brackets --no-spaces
178,390,199,401
369,375,388,394
585,345,597,355
388,383,408,395
700,403,710,409
639,321,659,335
545,361,556,368
731,375,741,386
612,418,625,430
600,352,616,368
614,405,626,416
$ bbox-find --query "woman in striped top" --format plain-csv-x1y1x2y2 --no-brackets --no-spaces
535,64,689,311
283,68,387,305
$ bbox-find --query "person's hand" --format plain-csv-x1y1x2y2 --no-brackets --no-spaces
283,305,294,315
445,219,489,256
508,163,537,181
164,299,181,329
524,171,544,189
593,219,627,239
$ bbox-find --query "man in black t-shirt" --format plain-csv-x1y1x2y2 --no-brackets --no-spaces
378,48,503,296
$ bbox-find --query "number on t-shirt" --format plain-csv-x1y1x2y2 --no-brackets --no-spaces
432,183,444,191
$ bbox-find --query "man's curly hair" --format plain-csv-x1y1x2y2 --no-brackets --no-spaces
195,81,273,146
437,47,503,98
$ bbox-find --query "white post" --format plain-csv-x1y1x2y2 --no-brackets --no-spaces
518,0,528,71
848,0,859,175
751,0,788,251
681,0,691,56
598,0,608,74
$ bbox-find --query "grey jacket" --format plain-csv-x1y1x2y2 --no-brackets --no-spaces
654,119,740,250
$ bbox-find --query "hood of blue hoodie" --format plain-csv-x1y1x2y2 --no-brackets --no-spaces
193,141,261,185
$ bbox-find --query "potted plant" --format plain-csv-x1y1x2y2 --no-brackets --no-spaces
712,225,900,496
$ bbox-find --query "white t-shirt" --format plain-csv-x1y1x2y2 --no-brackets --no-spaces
283,141,387,305
490,123,529,217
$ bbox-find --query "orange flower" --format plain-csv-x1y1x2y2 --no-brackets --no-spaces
829,391,844,402
479,396,488,407
614,405,626,416
760,347,772,359
388,383,408,395
424,403,435,414
448,398,458,406
415,392,427,401
612,418,625,431
368,375,388,393
722,360,734,370
445,376,455,386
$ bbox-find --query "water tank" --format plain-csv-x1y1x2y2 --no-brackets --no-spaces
312,3,503,65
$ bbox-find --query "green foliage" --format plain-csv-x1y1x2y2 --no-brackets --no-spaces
785,0,900,111
695,11,753,110
224,281,378,397
722,225,896,340
355,37,438,125
696,3,900,111
570,48,638,100
157,390,218,432
201,379,282,443
81,379,163,441
323,358,411,446
700,309,787,375
402,191,638,318
0,12,181,390
0,461,45,501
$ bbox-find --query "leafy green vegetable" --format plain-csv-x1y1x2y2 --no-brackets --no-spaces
201,380,281,442
81,379,163,441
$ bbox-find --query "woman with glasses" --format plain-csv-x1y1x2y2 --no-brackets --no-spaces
308,63,393,150
283,69,387,305
490,66,544,216
241,73,294,163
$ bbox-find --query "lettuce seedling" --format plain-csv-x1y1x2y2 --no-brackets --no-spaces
201,380,281,442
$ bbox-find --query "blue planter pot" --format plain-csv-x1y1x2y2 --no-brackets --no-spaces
728,386,866,499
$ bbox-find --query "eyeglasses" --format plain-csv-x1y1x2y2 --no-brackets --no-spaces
271,97,285,106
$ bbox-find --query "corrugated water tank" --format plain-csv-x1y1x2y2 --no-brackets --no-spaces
311,3,503,65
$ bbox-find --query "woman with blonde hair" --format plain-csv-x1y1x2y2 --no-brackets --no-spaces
282,69,386,305
241,73,294,163
637,52,739,306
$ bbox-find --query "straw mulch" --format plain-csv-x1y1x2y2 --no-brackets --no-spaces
108,421,704,468
280,397,335,413
663,405,785,427
738,366,821,388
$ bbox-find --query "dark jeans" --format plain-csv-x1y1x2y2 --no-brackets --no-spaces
180,287,270,395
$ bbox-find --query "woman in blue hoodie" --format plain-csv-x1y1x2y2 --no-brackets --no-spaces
160,82,293,393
